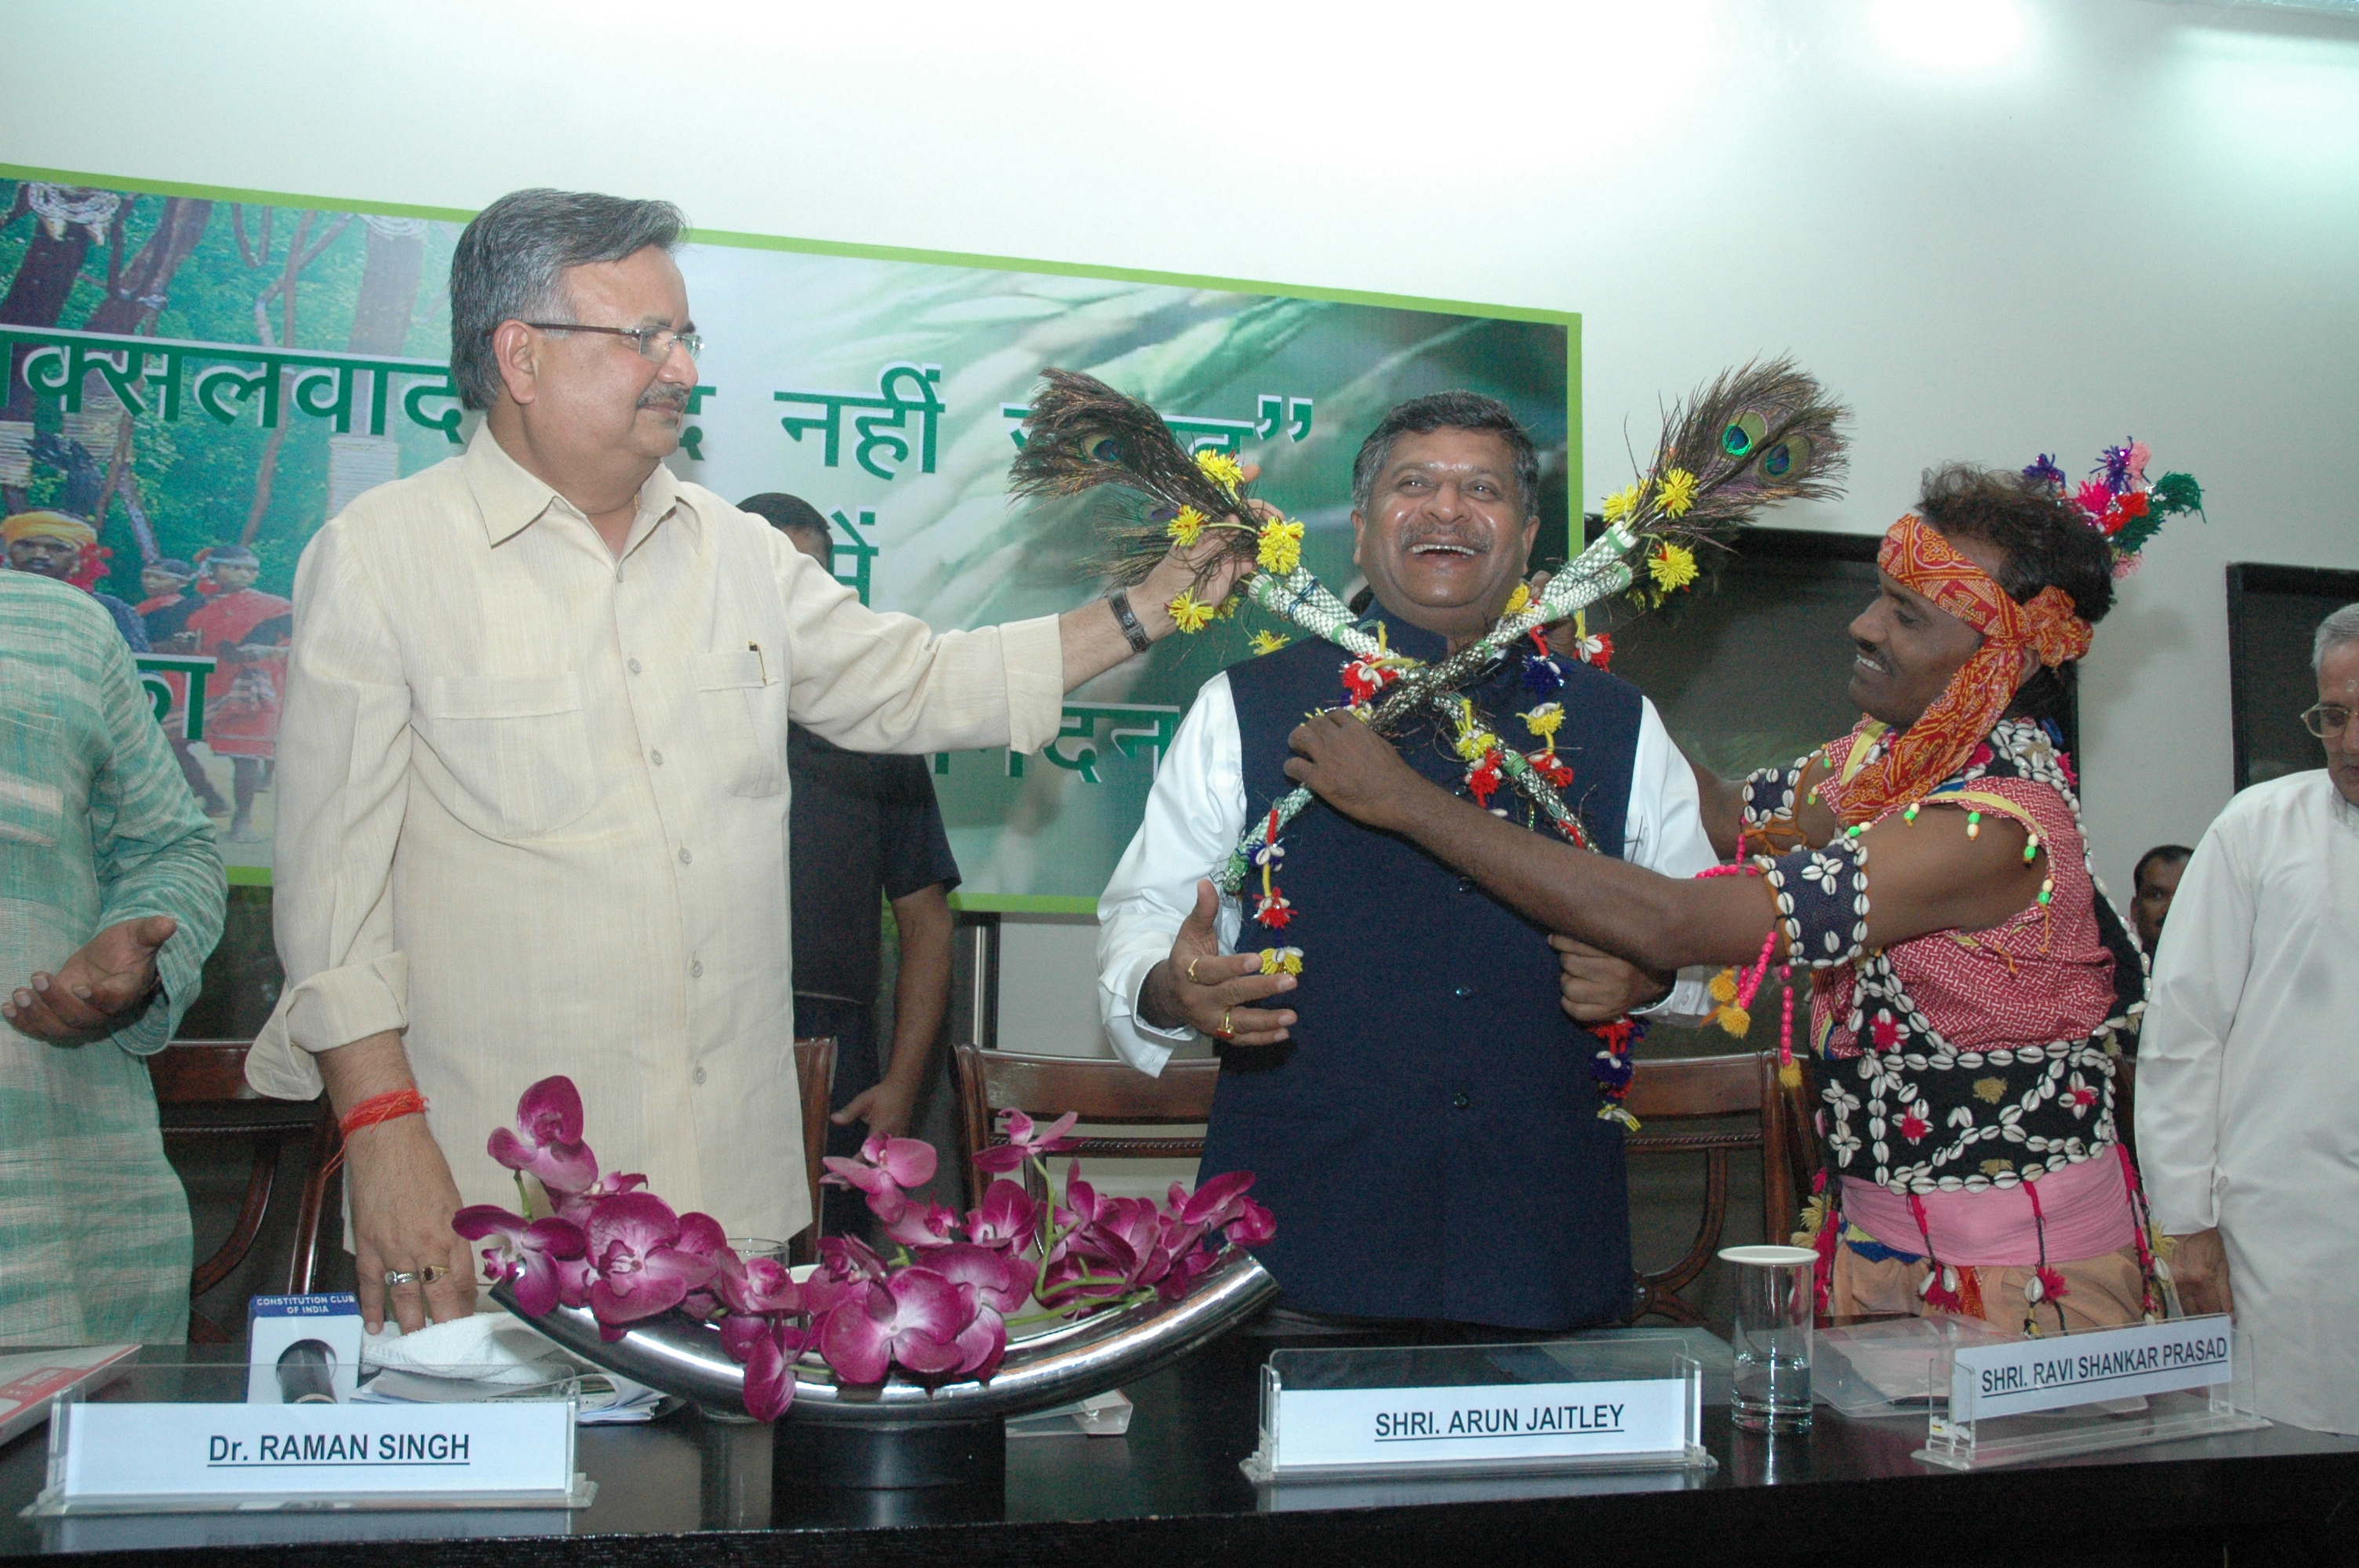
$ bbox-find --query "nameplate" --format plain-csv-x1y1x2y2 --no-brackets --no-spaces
1269,1378,1688,1474
34,1400,586,1514
1950,1316,2233,1423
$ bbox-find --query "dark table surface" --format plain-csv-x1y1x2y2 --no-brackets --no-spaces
5,1328,2356,1568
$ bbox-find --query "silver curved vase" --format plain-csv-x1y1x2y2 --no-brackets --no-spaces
494,1246,1277,1423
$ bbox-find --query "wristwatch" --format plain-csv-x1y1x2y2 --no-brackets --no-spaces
1107,589,1152,655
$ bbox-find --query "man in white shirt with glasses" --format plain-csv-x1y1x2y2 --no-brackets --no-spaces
2138,603,2359,1434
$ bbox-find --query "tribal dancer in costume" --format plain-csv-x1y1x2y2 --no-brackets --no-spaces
1289,458,2194,1334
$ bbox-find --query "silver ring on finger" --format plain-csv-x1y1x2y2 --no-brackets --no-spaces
383,1269,421,1287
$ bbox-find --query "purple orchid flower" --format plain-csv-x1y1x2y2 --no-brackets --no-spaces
816,1267,977,1385
972,1111,1078,1175
1180,1171,1276,1247
714,1250,803,1316
450,1205,587,1318
881,1199,962,1251
719,1312,807,1422
487,1075,601,1196
931,1242,1036,1317
551,1167,649,1225
820,1134,939,1223
961,1180,1039,1251
582,1192,719,1335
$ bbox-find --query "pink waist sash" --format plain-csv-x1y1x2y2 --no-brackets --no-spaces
1844,1153,2135,1267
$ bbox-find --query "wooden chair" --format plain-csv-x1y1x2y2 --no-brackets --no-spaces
788,1036,838,1265
1622,1050,1816,1327
146,1040,339,1342
953,1044,1218,1203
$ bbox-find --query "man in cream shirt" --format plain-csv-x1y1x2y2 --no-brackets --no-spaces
248,189,1238,1332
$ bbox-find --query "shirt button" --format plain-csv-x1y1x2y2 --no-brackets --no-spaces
1452,985,1473,999
1456,877,1474,894
678,848,692,865
628,658,643,674
693,1066,707,1086
1452,1092,1471,1111
690,960,703,978
650,749,664,767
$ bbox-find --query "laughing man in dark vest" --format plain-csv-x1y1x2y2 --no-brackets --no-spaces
1096,393,1717,1332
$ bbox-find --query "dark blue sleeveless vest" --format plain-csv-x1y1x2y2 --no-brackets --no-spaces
1203,616,1642,1329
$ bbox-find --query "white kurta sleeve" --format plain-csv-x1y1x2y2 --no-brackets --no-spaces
1622,698,1718,1025
247,521,416,1098
1096,672,1247,1076
2134,814,2254,1235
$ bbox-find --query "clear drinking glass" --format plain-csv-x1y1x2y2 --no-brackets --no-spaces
1720,1244,1817,1432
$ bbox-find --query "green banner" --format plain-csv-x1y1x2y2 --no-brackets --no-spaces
0,167,1577,910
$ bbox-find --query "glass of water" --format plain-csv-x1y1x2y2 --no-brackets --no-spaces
1720,1244,1817,1432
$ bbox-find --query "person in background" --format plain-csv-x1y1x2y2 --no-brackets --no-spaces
0,568,225,1345
183,546,292,844
3,510,147,652
741,492,961,1238
245,188,1243,1334
2137,603,2359,1435
2128,844,2190,956
136,559,232,818
136,559,202,646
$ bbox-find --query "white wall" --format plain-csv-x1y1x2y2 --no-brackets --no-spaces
9,0,2355,1050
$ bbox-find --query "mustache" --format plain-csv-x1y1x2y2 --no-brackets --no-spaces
1852,639,1893,675
1401,529,1487,554
638,389,689,412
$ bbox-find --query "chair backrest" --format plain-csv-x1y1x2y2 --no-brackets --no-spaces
1622,1051,1814,1327
146,1040,338,1341
789,1036,838,1265
953,1045,1217,1202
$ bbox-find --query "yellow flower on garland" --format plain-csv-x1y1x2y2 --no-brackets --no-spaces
1249,630,1291,655
1167,590,1215,633
1521,702,1565,752
1256,518,1304,575
1505,583,1532,615
1648,542,1699,593
1194,448,1245,494
1656,467,1699,519
1449,698,1499,762
1601,482,1642,524
1259,946,1304,976
1166,506,1207,546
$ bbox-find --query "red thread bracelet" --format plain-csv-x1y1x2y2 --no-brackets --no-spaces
339,1088,427,1138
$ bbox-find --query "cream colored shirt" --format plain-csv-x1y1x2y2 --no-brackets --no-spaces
246,429,1063,1240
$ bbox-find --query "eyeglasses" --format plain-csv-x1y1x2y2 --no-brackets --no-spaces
2299,703,2354,739
514,321,703,363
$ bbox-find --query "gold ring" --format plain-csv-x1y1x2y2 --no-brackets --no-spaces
1218,1009,1234,1039
419,1264,452,1285
1187,958,1203,984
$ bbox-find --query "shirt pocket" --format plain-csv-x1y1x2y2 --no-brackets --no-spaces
417,673,596,839
689,649,787,797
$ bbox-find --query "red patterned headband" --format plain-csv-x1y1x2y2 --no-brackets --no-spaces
1836,515,2092,825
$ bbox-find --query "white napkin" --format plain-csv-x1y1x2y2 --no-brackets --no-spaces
360,1311,663,1422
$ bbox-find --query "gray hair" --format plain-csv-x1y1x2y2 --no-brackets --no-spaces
448,189,686,412
2316,602,2359,672
1350,390,1540,520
